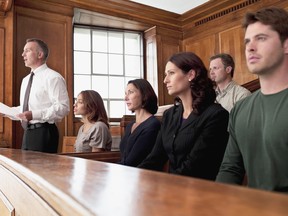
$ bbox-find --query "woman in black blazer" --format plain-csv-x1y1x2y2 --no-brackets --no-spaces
138,52,229,180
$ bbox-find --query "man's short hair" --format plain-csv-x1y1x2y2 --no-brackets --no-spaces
210,53,235,78
26,38,49,60
242,7,288,44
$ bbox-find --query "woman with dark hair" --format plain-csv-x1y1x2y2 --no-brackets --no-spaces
118,79,161,167
138,52,229,180
74,90,112,152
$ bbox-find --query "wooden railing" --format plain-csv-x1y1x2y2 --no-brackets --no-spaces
1,148,288,216
242,78,260,93
60,151,121,163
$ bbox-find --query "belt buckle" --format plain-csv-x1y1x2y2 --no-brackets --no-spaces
28,123,42,130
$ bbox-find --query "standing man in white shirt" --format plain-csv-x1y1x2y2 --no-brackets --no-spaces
209,53,251,112
17,38,70,153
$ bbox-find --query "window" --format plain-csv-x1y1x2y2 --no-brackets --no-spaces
73,26,144,118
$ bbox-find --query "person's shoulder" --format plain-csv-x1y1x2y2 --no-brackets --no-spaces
44,65,64,78
200,103,229,123
231,81,251,93
208,103,227,112
161,104,180,122
206,103,229,118
93,121,109,129
139,116,161,130
236,85,251,94
231,90,260,114
148,115,161,127
237,89,259,105
163,103,179,115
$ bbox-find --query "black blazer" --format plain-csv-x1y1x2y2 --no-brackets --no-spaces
138,103,229,180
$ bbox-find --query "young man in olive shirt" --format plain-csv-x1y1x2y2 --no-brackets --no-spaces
216,7,288,193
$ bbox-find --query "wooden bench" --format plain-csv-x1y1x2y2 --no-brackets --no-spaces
61,136,121,163
62,136,77,153
242,78,260,93
120,105,170,137
60,151,121,163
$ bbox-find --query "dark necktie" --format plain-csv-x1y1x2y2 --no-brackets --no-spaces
21,72,34,129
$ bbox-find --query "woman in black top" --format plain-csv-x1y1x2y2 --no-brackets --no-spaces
119,79,161,167
138,52,229,180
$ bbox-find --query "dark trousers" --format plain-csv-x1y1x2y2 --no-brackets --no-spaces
22,123,59,153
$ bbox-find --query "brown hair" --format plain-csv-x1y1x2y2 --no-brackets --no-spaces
26,38,49,60
168,52,216,115
210,53,235,78
79,90,109,128
242,7,288,44
127,79,158,114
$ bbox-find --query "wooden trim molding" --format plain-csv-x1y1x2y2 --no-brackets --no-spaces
242,79,260,93
195,0,260,27
0,28,4,134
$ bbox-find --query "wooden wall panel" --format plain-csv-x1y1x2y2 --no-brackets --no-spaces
219,26,257,84
14,6,73,149
184,35,216,70
145,27,181,105
181,0,283,86
0,3,14,148
160,40,181,105
0,28,4,134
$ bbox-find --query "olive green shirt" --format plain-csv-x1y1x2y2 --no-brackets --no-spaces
217,88,288,193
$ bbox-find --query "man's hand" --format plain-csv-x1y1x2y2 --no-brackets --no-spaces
17,111,33,121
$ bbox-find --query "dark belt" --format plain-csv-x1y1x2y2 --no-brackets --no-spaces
27,122,52,130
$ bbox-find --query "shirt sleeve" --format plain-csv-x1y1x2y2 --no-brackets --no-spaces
138,117,169,171
89,123,111,150
235,88,251,102
216,108,246,184
32,75,70,122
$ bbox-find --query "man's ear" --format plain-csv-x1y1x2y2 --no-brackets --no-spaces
225,66,232,74
37,51,44,59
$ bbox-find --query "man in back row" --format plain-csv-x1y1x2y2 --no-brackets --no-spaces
216,7,288,193
209,53,251,112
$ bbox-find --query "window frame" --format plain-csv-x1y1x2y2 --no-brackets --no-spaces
73,25,145,120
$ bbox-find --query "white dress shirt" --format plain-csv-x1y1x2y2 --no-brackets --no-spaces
16,63,70,124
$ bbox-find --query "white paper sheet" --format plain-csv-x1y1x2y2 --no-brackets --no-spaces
0,102,21,121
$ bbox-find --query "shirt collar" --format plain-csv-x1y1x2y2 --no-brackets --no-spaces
216,80,236,95
31,63,47,74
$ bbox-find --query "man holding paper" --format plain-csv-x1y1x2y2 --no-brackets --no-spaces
10,38,69,153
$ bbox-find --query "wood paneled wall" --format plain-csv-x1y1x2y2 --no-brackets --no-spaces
0,0,287,149
145,26,182,105
0,0,14,148
182,0,263,84
0,29,4,136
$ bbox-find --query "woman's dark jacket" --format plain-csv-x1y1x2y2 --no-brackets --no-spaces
138,103,229,180
119,116,161,167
